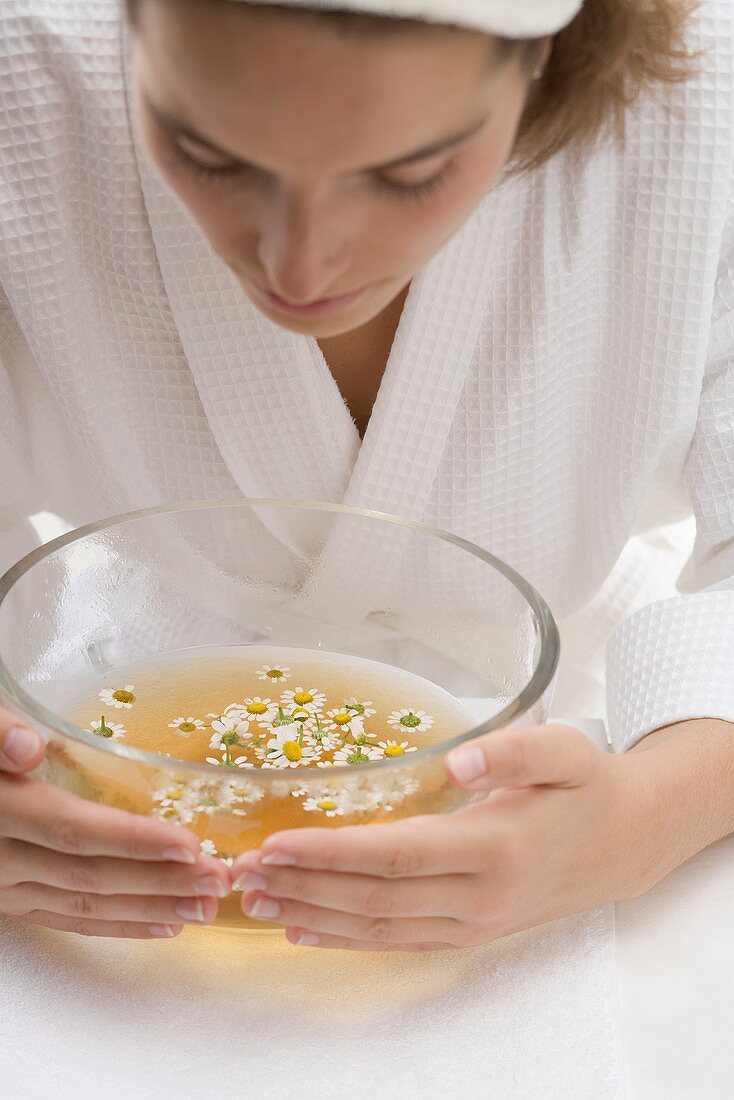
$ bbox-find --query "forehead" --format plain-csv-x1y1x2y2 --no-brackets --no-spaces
133,1,502,175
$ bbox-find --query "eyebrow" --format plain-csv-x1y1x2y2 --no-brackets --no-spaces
145,96,489,172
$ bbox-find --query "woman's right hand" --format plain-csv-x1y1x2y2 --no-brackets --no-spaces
0,708,230,938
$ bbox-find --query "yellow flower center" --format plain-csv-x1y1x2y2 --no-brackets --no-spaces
384,744,405,757
247,702,268,714
283,741,302,762
178,722,197,733
332,713,351,726
266,669,284,679
166,788,183,800
317,799,337,811
292,708,310,721
113,689,134,704
293,691,313,705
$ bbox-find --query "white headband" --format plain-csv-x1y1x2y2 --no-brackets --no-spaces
237,0,584,38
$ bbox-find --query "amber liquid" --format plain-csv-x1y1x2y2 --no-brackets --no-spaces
62,646,478,930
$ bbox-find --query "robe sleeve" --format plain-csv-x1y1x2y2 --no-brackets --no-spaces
0,287,43,577
605,195,734,752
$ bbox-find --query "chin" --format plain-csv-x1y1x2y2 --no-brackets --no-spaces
236,275,384,337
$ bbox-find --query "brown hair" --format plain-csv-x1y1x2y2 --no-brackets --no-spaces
128,0,701,174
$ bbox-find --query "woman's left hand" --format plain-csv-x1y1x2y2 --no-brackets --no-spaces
229,723,662,951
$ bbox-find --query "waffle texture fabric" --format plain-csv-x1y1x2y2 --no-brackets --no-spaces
238,0,584,37
1,0,733,753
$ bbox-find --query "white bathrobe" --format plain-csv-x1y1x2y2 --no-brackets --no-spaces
1,0,733,752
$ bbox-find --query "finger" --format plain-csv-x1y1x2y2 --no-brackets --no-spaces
0,774,201,862
240,888,465,945
0,710,45,774
232,860,473,919
1,839,229,898
254,816,482,878
6,883,219,926
445,723,600,792
285,927,456,952
17,909,184,939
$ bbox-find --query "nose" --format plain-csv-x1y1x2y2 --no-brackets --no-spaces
255,185,351,305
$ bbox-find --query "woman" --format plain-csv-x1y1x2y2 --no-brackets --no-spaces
0,0,732,950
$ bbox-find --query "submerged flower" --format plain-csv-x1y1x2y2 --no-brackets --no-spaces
387,708,434,734
89,716,125,741
98,685,135,710
256,664,291,683
168,716,205,737
377,739,418,758
200,839,218,857
302,796,345,817
259,728,320,768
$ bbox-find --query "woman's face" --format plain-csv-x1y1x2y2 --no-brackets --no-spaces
132,0,536,337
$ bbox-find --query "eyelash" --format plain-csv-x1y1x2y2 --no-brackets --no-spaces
167,132,457,202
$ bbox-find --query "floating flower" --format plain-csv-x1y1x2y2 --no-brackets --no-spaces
302,796,345,817
89,716,126,741
242,696,278,726
377,739,418,758
98,685,135,710
387,708,434,733
209,713,251,738
200,839,218,857
256,664,291,683
350,727,378,745
259,728,320,768
343,697,377,720
333,744,382,766
280,687,326,713
305,728,341,752
233,756,255,769
168,716,205,737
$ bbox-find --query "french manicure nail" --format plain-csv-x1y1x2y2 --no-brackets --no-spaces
447,744,487,784
176,898,206,923
164,846,197,864
251,897,281,919
149,924,178,937
194,875,228,898
234,872,268,891
295,932,320,947
4,726,42,767
260,851,297,867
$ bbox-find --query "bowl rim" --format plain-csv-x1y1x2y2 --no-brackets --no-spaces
0,497,560,779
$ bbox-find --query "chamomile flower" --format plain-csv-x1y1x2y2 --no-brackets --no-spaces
324,707,363,734
209,714,251,739
200,839,218,857
280,687,326,713
260,728,320,768
377,739,418,758
241,696,278,726
89,717,126,741
387,708,434,734
98,685,135,709
233,756,255,769
302,796,345,817
168,716,205,737
305,728,341,752
343,697,377,720
255,664,291,683
333,744,382,766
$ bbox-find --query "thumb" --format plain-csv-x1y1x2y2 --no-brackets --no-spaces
445,723,599,792
0,709,46,773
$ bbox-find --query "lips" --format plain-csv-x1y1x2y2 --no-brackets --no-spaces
248,279,367,319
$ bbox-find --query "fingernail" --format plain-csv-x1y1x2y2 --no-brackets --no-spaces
447,744,487,783
163,846,197,864
260,851,297,867
149,924,179,937
234,872,268,891
176,898,207,923
295,932,320,947
251,897,281,919
4,726,42,767
194,875,228,898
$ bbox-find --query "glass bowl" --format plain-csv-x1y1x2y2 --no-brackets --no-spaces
0,499,559,931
